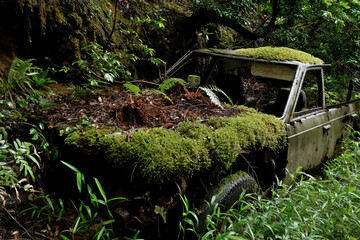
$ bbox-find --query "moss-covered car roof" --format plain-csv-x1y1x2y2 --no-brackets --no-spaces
194,47,324,65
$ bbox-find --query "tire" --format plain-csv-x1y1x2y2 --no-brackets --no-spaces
197,171,258,234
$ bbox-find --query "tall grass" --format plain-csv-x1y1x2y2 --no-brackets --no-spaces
198,138,360,240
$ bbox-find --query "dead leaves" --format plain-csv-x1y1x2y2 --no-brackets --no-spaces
38,84,242,131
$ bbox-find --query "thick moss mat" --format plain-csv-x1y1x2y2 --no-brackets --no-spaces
65,109,287,184
234,47,324,64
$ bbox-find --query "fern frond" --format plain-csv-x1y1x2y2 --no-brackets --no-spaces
199,85,234,108
199,86,223,109
158,78,186,92
152,89,173,104
123,83,141,96
8,58,36,85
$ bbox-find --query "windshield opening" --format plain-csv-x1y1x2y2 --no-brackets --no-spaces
170,54,298,117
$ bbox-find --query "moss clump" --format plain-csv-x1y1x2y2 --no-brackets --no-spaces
207,112,287,171
177,121,213,140
65,109,287,184
234,47,324,64
102,128,211,183
64,127,112,149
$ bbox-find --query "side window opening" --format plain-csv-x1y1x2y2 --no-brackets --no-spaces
295,69,324,115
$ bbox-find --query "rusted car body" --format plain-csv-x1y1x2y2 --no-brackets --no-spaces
167,48,357,180
59,47,357,239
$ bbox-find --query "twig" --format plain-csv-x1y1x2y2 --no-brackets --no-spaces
131,80,160,87
87,67,107,81
130,163,139,183
0,204,34,240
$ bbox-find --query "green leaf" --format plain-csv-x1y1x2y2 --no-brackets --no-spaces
94,177,107,202
96,226,105,240
200,85,234,107
199,86,223,109
61,161,80,173
100,219,115,226
76,172,83,192
73,216,81,233
226,236,249,240
24,164,35,179
153,90,173,104
29,128,37,135
61,235,70,240
123,83,140,96
28,155,40,168
92,199,106,206
31,134,39,141
104,73,114,82
45,195,54,212
58,198,64,220
108,197,127,202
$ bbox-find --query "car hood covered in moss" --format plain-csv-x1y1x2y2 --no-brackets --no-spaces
64,107,287,184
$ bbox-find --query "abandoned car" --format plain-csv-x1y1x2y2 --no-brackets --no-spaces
62,47,358,237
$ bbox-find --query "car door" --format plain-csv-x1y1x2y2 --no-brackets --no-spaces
324,99,355,158
285,67,329,175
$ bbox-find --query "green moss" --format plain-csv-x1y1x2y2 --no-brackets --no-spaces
64,127,112,149
210,126,241,171
207,111,287,173
101,128,211,183
219,170,247,186
177,121,212,140
71,37,81,60
54,8,66,25
234,47,324,64
69,13,83,28
17,0,114,59
64,110,287,184
216,25,241,49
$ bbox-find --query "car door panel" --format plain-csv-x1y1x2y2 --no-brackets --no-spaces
286,110,328,174
326,105,355,158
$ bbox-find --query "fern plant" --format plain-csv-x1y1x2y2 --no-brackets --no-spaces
68,84,96,99
1,58,56,102
152,89,173,104
158,78,186,92
123,83,141,96
199,85,233,109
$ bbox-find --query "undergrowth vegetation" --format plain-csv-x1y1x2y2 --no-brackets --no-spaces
0,58,56,103
0,58,131,239
193,137,360,239
0,98,137,239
